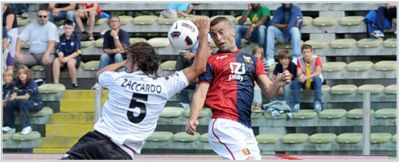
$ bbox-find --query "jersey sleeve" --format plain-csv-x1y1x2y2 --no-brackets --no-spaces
98,71,117,88
255,57,266,77
162,71,189,99
198,63,213,84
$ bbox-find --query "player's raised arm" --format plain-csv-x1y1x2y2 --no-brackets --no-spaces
182,16,211,82
256,71,292,99
95,60,127,78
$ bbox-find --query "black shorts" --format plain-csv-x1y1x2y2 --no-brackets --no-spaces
61,130,132,160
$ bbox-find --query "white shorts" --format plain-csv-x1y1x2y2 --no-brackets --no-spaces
208,118,261,160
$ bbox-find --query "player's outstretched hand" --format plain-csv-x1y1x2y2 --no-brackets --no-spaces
185,119,199,135
194,16,210,35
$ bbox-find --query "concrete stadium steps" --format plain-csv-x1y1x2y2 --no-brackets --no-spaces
50,113,94,124
33,148,69,154
45,124,93,137
62,90,108,100
59,90,108,113
38,137,79,148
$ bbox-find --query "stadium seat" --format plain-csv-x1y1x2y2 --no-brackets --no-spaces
147,37,170,47
30,107,53,117
330,39,356,48
336,133,363,144
17,17,30,26
256,134,280,144
235,16,251,25
383,38,396,48
156,17,178,25
182,107,211,118
82,61,100,71
129,37,146,44
81,41,95,48
22,41,30,49
147,131,173,142
322,62,346,72
94,38,104,48
329,84,357,95
374,108,396,119
95,18,108,25
312,17,337,26
159,60,177,71
374,61,396,71
384,84,396,95
305,39,329,49
322,85,330,94
346,108,374,119
391,134,396,143
12,131,41,141
269,63,277,73
160,107,184,118
3,133,12,140
292,110,317,119
356,84,384,94
392,18,397,25
309,133,336,144
251,112,264,119
132,15,158,25
319,109,346,119
200,133,208,142
38,83,66,94
119,15,133,25
339,16,364,26
356,38,383,48
276,40,304,49
210,15,236,23
346,61,373,71
281,133,309,144
370,133,392,144
172,132,200,142
31,65,44,71
302,16,313,26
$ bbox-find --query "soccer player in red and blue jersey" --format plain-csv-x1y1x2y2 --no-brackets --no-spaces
186,17,292,160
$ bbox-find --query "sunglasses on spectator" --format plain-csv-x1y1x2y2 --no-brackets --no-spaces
38,15,47,18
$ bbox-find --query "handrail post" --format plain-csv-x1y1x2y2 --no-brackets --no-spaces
363,91,371,155
93,83,102,123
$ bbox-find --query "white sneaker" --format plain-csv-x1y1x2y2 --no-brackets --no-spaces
293,104,300,112
376,30,385,38
292,57,298,65
314,101,322,113
2,126,16,134
21,126,32,135
266,58,275,66
179,102,190,109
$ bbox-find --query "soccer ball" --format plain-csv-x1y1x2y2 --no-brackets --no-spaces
168,20,199,50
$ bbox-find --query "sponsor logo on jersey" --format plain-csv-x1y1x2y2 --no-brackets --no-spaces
216,55,227,60
229,62,245,81
243,56,253,64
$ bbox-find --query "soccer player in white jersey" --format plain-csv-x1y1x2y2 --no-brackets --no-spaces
61,17,211,160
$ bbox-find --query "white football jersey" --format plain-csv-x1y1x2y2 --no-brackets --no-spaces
94,70,188,153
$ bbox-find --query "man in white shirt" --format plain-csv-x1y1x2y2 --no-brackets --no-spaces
15,9,59,83
61,16,211,160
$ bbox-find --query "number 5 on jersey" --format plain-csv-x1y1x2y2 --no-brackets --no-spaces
127,93,148,123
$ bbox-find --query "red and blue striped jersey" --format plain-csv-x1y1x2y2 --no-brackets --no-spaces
198,50,266,128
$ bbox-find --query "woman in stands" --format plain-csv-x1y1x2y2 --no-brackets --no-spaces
75,3,101,41
3,65,44,135
2,3,18,71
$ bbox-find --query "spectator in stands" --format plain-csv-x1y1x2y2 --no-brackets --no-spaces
186,17,292,160
3,3,18,71
175,34,211,109
53,20,81,89
365,2,397,38
160,3,193,19
266,3,303,66
10,4,29,18
251,46,264,112
292,44,323,113
2,69,15,108
98,16,130,70
15,9,59,83
3,65,44,135
271,50,297,109
236,3,271,64
48,3,77,23
75,3,101,41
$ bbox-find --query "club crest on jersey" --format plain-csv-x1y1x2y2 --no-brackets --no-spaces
229,62,245,81
242,148,251,155
243,56,253,64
